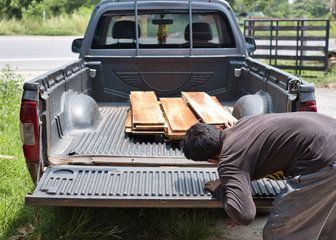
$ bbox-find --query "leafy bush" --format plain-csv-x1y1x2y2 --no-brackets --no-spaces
0,0,100,20
21,0,45,21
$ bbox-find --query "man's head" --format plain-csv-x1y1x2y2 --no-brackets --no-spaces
181,123,222,162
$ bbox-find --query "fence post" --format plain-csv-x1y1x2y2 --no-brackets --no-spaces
325,19,330,74
301,18,308,71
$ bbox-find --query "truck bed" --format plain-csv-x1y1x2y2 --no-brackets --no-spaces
32,101,286,209
50,101,235,167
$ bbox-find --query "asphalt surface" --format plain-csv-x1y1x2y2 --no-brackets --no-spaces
315,87,336,118
0,35,79,71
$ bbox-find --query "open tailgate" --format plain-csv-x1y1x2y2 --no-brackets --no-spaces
26,165,286,208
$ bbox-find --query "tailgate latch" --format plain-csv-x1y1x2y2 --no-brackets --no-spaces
288,79,302,94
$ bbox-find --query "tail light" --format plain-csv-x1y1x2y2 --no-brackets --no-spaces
300,101,317,112
20,101,39,162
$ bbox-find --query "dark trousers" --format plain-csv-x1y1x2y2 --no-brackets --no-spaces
263,161,336,240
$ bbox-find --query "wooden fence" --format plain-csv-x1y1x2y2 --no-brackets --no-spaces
244,18,330,77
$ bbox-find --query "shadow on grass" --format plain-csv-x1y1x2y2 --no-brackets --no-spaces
4,206,222,240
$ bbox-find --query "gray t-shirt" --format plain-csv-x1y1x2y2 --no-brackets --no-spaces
213,112,336,225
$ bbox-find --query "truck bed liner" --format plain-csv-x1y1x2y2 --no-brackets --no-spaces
55,104,182,159
26,165,286,208
41,102,287,209
54,102,235,163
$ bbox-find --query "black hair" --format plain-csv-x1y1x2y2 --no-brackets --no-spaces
181,123,222,161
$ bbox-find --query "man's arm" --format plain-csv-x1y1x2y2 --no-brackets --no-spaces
205,173,256,226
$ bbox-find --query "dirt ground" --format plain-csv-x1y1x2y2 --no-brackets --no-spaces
206,212,269,240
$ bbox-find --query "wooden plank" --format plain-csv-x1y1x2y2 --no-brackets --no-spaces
130,130,165,135
182,92,237,125
125,109,132,128
126,108,167,134
125,108,132,133
160,98,199,132
133,124,167,131
167,128,185,140
130,91,165,126
210,97,235,122
126,127,132,133
160,103,187,141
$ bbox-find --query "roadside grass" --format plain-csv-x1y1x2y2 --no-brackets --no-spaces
257,57,336,86
3,206,219,239
0,10,91,36
289,66,336,87
0,65,35,238
30,207,218,240
313,66,336,87
0,65,219,240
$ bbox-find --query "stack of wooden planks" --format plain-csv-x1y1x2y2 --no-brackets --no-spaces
126,91,237,141
127,91,167,134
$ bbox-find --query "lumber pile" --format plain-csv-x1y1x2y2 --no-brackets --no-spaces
126,91,237,141
127,91,167,134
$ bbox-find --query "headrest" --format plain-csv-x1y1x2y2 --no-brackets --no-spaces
112,20,141,40
184,22,213,41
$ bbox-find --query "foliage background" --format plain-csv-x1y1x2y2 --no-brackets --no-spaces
0,0,334,37
0,0,335,22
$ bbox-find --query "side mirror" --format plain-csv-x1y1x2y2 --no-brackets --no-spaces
245,36,256,53
72,38,83,53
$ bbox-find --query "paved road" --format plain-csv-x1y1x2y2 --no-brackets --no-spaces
0,35,79,71
1,35,335,118
315,87,336,118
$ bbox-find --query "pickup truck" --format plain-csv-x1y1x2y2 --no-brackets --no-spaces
21,0,317,213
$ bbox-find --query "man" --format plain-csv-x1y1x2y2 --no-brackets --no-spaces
181,112,336,240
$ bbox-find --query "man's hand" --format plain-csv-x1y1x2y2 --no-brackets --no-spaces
224,119,237,128
204,179,221,193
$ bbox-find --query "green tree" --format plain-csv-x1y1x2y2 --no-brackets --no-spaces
263,0,291,18
242,0,268,12
0,0,31,19
0,0,100,20
291,0,330,18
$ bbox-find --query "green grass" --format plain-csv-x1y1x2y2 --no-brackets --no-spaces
0,10,91,36
312,66,336,87
0,64,219,239
0,65,35,238
30,207,217,240
256,57,336,86
290,65,336,87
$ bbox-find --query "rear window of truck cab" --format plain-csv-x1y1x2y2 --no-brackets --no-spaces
91,10,236,49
